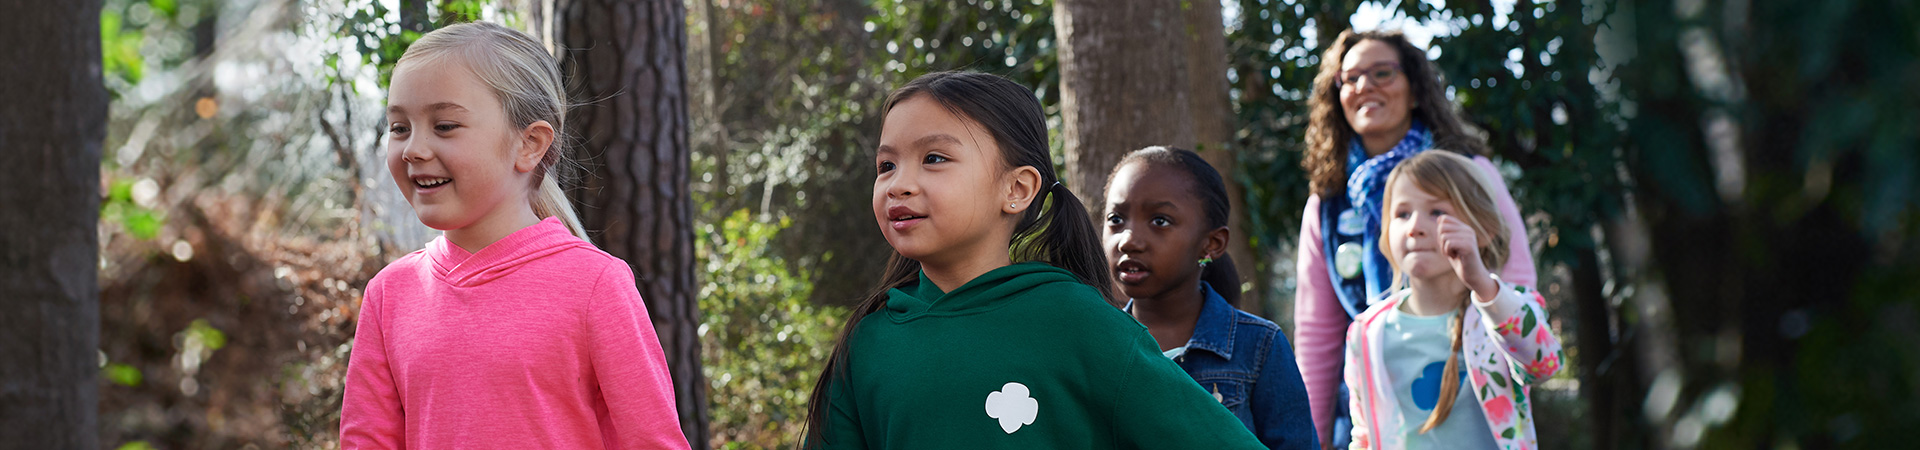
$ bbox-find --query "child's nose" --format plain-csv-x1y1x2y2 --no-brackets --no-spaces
1408,217,1432,236
884,170,917,197
1116,228,1146,253
399,139,433,162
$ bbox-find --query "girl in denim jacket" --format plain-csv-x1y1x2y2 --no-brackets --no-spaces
1103,147,1319,450
1343,151,1564,450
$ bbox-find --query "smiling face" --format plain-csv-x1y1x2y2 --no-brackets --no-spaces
1103,162,1223,301
1383,174,1462,282
1340,39,1416,144
872,95,1024,268
385,58,540,236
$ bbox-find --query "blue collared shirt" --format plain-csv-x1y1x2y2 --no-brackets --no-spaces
1130,282,1320,450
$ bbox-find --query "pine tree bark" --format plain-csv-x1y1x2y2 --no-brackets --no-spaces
1054,0,1196,215
0,0,106,447
558,0,708,445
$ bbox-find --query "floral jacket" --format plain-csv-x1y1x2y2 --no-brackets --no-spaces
1343,278,1564,450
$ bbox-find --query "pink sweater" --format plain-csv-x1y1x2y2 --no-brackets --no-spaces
1292,156,1535,446
341,218,690,450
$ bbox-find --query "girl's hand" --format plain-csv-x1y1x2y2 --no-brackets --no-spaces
1438,215,1498,299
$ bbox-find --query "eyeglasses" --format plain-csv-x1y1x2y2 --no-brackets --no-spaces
1337,63,1403,90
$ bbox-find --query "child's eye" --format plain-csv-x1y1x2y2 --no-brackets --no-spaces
434,123,460,132
1150,217,1172,227
1393,210,1410,219
923,154,949,164
1106,214,1124,226
388,124,410,135
1431,209,1449,217
877,161,895,173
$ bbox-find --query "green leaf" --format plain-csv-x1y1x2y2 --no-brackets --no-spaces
188,319,227,350
1489,371,1509,388
149,0,177,16
104,363,143,387
123,210,162,240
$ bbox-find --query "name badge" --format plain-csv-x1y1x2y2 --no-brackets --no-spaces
1336,242,1364,280
1337,209,1367,236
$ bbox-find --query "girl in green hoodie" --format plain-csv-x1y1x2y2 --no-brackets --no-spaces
801,71,1266,450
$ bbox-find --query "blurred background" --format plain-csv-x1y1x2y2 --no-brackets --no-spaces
2,0,1917,448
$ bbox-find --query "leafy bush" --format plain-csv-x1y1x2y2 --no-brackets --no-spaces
699,209,845,449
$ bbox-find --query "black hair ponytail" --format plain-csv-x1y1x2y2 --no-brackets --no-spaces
1200,253,1242,307
1013,180,1118,302
801,71,1112,447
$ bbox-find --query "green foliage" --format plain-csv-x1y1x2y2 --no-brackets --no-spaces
1611,0,1920,447
100,177,164,240
184,318,228,351
101,9,145,90
104,363,144,388
100,0,221,97
1228,0,1345,254
329,0,505,89
867,0,1059,109
1431,0,1627,265
438,0,486,23
699,209,844,447
337,0,418,89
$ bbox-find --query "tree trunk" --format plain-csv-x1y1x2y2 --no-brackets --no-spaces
1054,0,1196,218
1568,243,1617,450
1181,0,1264,314
399,0,431,33
558,0,708,446
0,0,106,447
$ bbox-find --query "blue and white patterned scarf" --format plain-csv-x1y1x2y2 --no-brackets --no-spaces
1320,118,1431,317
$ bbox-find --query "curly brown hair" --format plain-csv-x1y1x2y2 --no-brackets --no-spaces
1303,29,1489,198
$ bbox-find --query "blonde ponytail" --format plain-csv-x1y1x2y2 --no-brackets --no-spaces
532,174,588,239
1419,305,1469,433
399,22,592,242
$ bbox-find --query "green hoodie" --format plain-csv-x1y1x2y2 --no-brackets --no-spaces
812,262,1266,449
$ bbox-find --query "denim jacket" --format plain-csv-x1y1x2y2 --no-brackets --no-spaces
1130,282,1320,450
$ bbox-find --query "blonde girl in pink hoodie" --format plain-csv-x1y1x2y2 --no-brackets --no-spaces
340,22,689,449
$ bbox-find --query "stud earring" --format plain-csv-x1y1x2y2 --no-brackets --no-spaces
1198,256,1214,268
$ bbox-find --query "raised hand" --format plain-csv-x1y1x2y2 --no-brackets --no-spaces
1437,215,1497,299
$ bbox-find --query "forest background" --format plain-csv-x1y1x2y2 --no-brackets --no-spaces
2,0,1917,448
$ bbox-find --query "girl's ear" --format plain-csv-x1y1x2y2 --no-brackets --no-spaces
1002,165,1043,214
515,120,556,173
1203,226,1230,260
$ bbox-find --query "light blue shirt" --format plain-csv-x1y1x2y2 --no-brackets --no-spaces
1381,306,1497,450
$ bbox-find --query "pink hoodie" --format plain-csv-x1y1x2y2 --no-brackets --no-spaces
341,218,690,450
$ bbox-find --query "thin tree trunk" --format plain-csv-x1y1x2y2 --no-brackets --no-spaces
689,0,730,199
1569,243,1616,450
1054,0,1196,218
1182,0,1264,314
558,0,708,445
399,0,431,33
0,0,106,447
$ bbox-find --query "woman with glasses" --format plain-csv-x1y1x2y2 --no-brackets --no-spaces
1289,30,1537,450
